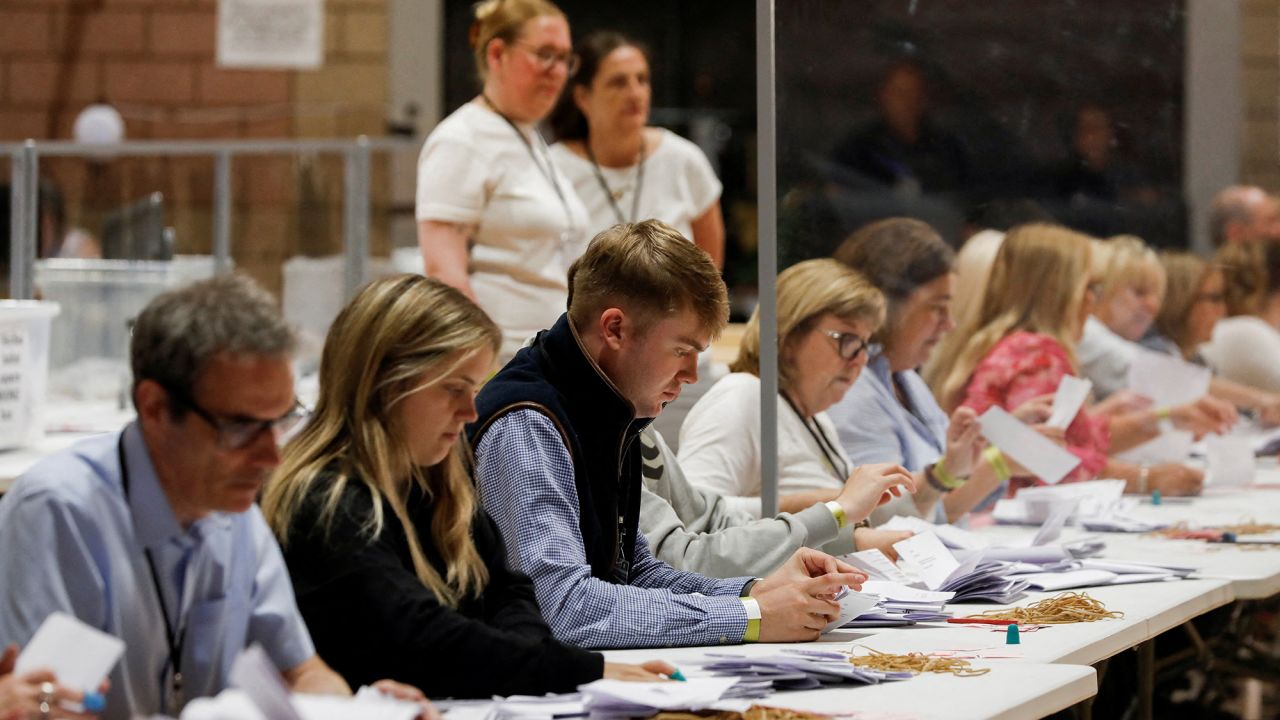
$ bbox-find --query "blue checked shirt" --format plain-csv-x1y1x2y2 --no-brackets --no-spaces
475,410,753,649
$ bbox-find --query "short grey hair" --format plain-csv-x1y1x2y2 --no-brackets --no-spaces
1209,185,1265,248
130,273,296,413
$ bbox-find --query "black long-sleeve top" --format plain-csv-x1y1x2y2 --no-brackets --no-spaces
279,472,604,698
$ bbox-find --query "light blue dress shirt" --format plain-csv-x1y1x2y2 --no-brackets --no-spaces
475,410,752,649
0,423,315,720
828,352,1004,519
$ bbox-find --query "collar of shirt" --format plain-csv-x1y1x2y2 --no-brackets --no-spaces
120,422,231,553
866,351,947,455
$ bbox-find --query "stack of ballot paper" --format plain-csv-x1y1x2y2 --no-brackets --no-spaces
1005,559,1194,591
580,677,769,720
994,480,1164,532
699,650,913,690
892,532,1029,604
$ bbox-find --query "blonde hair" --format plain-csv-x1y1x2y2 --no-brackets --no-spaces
1155,251,1213,358
1094,235,1166,305
470,0,565,79
936,223,1093,411
1217,239,1280,317
567,219,729,338
731,259,885,390
263,275,501,608
923,229,1004,393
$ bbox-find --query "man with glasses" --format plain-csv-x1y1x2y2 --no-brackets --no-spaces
0,275,429,720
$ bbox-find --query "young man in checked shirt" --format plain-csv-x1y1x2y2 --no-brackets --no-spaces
470,220,868,649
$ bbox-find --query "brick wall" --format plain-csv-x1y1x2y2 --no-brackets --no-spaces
1243,0,1280,190
0,0,392,293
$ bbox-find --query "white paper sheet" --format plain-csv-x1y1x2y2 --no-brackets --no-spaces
15,612,124,692
881,515,988,550
843,549,913,584
1206,436,1256,487
1047,375,1093,430
822,589,883,633
892,532,962,591
580,677,740,711
860,580,955,603
978,406,1082,484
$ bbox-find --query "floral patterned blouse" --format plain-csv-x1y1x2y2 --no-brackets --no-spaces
959,331,1110,489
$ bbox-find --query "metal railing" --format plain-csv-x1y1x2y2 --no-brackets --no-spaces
4,136,419,301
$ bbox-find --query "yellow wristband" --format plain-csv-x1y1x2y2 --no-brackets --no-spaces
931,460,965,490
824,500,848,529
1156,406,1172,420
983,446,1012,482
741,597,762,643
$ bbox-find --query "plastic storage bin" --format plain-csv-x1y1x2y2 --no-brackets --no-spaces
34,256,216,370
0,301,60,449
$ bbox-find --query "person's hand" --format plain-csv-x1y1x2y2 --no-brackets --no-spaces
371,680,438,720
834,463,916,523
941,407,985,478
755,548,866,593
0,666,95,720
1148,463,1204,496
853,528,913,562
602,660,678,682
1170,396,1237,439
1092,390,1154,417
1255,394,1280,427
1011,394,1055,425
754,572,866,643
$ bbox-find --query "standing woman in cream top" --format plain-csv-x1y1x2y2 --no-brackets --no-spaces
417,0,589,363
547,31,725,267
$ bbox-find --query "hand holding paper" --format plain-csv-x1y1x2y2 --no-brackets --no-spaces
978,406,1082,484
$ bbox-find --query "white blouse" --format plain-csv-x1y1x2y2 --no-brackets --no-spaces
1202,316,1280,392
416,101,590,361
549,128,721,240
677,372,851,518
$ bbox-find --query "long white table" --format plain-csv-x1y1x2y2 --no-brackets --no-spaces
603,645,1098,720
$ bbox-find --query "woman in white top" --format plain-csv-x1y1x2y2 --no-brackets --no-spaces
679,259,936,557
416,0,589,362
1204,239,1280,392
547,31,725,267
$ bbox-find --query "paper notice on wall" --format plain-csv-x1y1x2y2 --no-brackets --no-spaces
0,321,29,442
218,0,324,70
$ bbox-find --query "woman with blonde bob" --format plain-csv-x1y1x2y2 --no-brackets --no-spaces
1202,239,1280,392
678,259,921,555
1143,252,1280,424
263,275,672,698
940,223,1205,496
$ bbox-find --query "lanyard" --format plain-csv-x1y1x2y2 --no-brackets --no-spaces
481,95,577,239
585,137,646,225
117,436,187,714
781,392,850,483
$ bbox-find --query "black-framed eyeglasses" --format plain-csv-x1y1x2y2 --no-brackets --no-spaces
820,330,877,361
167,387,309,450
512,41,580,75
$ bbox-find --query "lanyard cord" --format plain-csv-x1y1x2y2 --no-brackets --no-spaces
117,437,186,712
480,94,576,235
780,392,850,482
585,136,646,224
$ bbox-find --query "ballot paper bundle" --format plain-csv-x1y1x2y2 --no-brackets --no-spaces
448,677,774,720
993,480,1165,532
891,532,1030,604
699,650,913,690
1005,559,1194,592
821,583,952,630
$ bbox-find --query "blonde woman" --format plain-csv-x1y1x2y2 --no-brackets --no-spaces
1202,239,1280,392
1077,236,1166,398
922,228,1004,392
678,259,920,551
1145,252,1280,425
939,224,1204,496
263,276,672,698
416,0,589,363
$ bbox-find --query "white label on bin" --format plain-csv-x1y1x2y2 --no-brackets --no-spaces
0,321,29,440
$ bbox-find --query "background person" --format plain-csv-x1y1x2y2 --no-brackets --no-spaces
416,0,588,362
549,31,724,267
